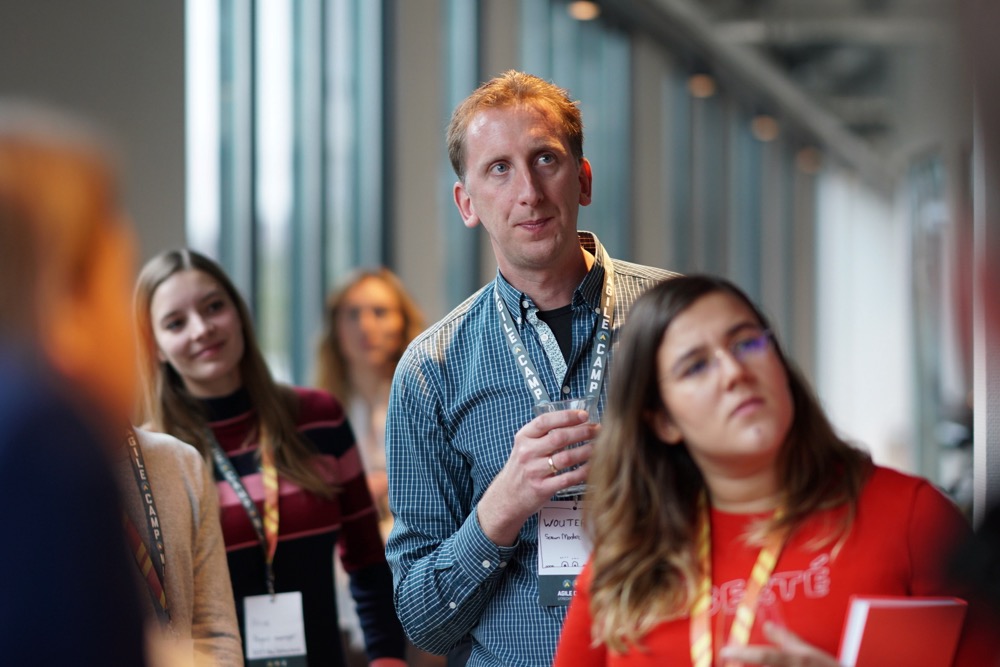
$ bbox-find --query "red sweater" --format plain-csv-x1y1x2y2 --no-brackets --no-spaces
554,466,998,667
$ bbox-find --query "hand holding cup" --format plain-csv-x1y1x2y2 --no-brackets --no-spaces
532,396,599,498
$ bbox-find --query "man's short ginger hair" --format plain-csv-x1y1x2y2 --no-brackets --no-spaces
446,70,584,182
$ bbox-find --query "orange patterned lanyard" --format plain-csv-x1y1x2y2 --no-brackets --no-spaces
124,427,170,623
689,491,786,667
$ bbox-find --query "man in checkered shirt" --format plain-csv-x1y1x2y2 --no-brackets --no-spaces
385,71,676,667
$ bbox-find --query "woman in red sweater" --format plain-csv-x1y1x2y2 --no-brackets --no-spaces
553,275,996,667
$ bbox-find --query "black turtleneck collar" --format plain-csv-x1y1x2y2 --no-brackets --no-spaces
198,387,252,422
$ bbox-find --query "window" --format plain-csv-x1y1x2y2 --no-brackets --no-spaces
186,0,392,383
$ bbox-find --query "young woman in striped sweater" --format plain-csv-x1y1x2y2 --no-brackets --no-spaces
134,248,406,667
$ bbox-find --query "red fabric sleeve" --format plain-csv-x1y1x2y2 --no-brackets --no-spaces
554,562,609,667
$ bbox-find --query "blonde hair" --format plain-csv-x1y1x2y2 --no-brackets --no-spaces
134,248,333,497
0,101,119,342
314,267,424,402
585,275,871,652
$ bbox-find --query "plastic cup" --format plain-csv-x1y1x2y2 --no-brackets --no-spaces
532,396,598,498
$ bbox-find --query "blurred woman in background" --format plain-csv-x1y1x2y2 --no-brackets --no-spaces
315,267,424,522
316,267,442,667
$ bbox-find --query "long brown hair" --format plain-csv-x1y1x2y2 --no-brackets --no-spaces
585,275,871,651
314,267,424,402
134,248,333,497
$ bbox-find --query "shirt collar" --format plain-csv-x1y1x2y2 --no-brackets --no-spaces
494,231,607,321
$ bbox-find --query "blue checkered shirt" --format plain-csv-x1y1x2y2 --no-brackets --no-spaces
385,232,676,666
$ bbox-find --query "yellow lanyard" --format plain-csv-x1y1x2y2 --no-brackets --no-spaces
689,492,786,667
260,444,280,566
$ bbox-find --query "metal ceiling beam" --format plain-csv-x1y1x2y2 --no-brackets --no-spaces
716,18,949,46
602,0,896,192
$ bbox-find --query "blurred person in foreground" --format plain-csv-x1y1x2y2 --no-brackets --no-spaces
384,70,676,666
0,100,147,665
553,274,1000,666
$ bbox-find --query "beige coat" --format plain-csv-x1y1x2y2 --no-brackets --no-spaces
120,428,243,667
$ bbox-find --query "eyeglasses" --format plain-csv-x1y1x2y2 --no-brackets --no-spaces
665,329,775,384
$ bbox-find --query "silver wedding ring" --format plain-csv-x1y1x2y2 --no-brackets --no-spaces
547,456,558,476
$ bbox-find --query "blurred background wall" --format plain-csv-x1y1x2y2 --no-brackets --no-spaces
2,0,992,515
0,1,187,258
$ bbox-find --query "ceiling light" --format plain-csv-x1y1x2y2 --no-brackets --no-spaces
796,146,823,174
687,73,716,99
751,114,780,142
568,1,601,21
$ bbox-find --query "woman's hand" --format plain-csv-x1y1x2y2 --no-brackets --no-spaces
719,622,842,667
367,470,389,513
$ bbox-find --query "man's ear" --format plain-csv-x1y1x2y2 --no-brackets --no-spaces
578,157,593,207
453,180,479,229
647,407,683,445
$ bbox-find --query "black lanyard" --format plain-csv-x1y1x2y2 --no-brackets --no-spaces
124,426,170,624
207,430,277,596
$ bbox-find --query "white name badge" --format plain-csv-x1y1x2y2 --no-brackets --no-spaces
244,591,308,667
537,500,591,606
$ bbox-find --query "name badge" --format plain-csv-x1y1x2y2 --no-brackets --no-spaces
244,591,308,666
537,500,591,606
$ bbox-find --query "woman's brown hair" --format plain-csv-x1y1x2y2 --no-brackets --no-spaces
314,267,424,403
134,248,333,497
0,102,119,343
